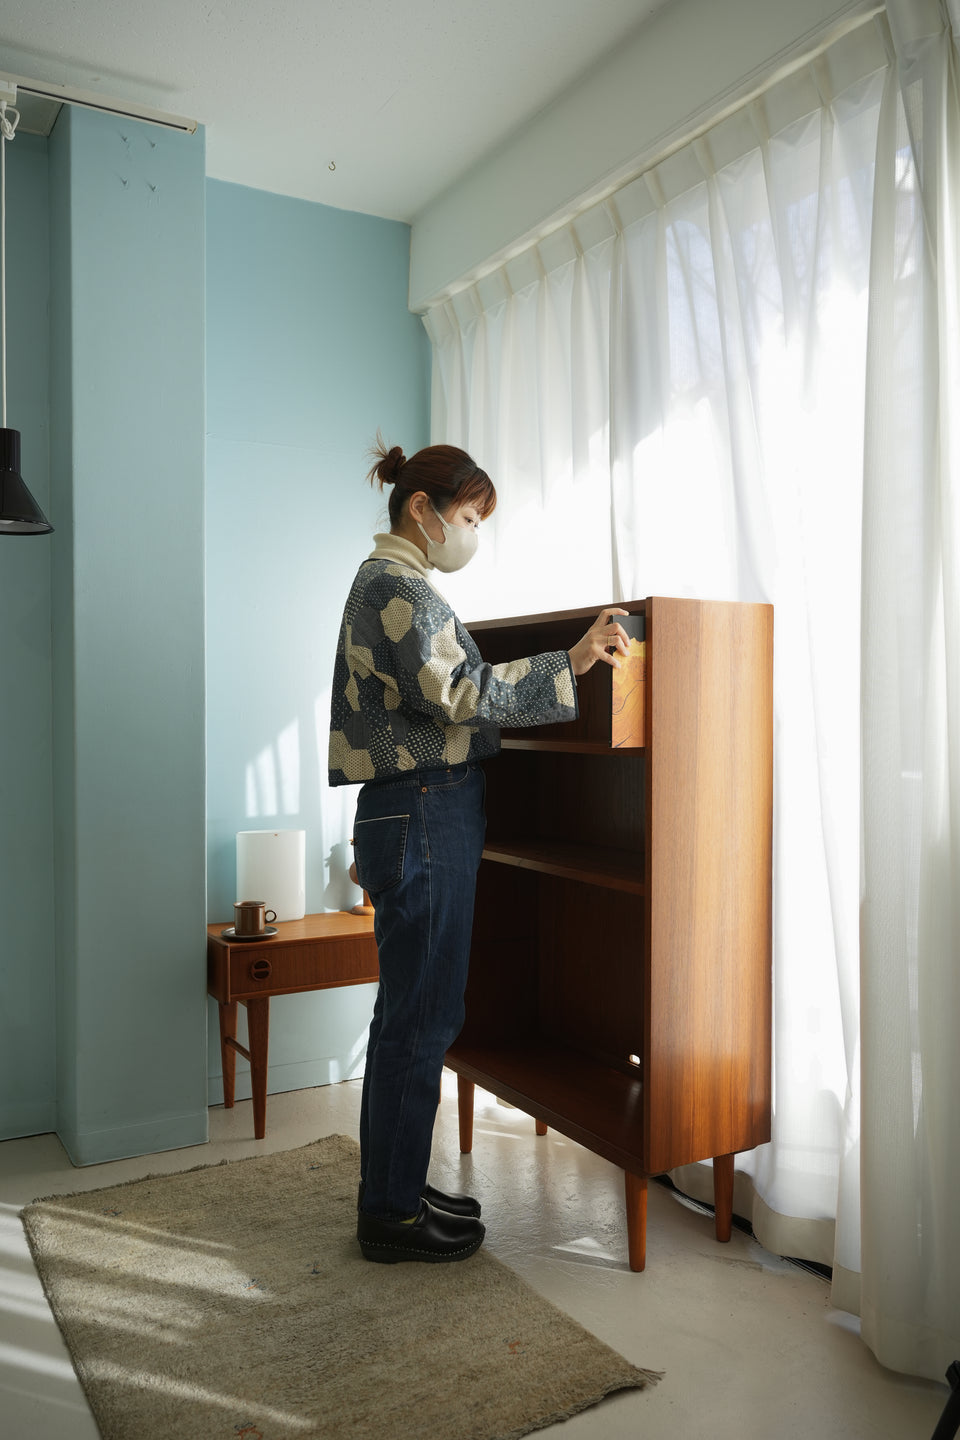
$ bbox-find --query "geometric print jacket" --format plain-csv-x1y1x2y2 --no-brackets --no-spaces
328,533,578,785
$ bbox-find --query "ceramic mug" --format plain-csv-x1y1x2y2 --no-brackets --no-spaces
234,900,277,936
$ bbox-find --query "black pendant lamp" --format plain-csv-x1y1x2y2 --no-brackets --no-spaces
1,427,52,534
0,91,53,536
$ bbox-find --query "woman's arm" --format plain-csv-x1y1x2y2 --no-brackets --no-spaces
351,569,577,730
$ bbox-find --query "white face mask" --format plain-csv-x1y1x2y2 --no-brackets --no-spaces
417,503,479,573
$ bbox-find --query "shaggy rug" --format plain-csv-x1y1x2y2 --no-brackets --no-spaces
20,1133,659,1440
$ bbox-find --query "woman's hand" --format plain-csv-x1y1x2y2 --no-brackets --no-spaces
568,608,631,677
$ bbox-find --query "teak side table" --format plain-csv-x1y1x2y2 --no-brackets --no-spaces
207,912,379,1139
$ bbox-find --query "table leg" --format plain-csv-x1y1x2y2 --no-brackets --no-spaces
245,997,270,1140
218,1000,238,1109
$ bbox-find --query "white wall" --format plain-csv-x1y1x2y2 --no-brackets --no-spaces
408,0,877,310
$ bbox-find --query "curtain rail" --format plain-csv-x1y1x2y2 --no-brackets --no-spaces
419,2,886,315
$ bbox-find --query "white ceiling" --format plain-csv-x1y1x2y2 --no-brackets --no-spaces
1,0,671,222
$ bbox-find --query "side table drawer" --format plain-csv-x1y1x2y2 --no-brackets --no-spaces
228,936,378,999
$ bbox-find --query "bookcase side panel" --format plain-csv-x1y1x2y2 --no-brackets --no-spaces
644,597,773,1173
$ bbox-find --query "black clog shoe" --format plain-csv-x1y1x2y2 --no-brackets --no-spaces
356,1180,481,1218
422,1182,482,1218
357,1198,485,1264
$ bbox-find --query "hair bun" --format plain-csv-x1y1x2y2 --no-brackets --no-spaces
365,433,411,493
383,446,406,483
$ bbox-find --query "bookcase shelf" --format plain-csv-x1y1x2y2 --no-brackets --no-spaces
447,596,773,1272
500,739,644,755
451,1039,645,1172
482,839,644,893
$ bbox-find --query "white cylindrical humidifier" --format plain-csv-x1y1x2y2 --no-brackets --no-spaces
236,829,306,921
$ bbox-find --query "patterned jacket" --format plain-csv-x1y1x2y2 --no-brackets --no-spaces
328,534,577,785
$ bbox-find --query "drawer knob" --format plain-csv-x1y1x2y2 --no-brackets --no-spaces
250,959,272,981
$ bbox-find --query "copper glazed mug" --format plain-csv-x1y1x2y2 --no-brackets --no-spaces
234,900,277,936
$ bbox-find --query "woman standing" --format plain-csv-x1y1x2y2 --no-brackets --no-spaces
329,437,628,1263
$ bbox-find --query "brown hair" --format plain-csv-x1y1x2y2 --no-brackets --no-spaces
366,433,497,528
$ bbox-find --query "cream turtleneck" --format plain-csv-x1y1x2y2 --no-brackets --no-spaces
367,532,433,577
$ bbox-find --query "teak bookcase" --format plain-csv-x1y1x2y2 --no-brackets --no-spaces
446,596,773,1271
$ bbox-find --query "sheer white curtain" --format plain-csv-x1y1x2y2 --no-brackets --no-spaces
425,3,960,1381
858,0,960,1381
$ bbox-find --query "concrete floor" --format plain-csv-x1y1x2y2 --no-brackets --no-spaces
0,1072,950,1439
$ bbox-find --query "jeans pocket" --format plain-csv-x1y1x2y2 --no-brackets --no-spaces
353,814,409,895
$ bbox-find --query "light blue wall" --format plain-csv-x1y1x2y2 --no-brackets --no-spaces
205,180,429,1103
49,108,208,1164
0,133,56,1140
0,130,426,1152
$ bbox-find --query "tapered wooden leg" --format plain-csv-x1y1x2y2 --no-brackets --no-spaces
245,998,270,1140
218,1000,238,1109
535,1120,548,1136
457,1076,475,1153
625,1170,648,1272
713,1153,734,1242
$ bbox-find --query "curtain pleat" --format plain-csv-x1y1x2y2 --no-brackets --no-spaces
859,0,960,1382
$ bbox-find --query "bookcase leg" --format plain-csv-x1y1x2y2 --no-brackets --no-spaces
624,1170,648,1272
535,1119,548,1136
457,1076,475,1153
713,1153,734,1242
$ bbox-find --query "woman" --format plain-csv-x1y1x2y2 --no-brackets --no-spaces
329,437,628,1263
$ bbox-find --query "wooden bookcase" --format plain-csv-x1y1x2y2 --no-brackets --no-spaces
447,596,773,1270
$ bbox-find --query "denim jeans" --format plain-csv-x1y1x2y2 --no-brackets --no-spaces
352,762,486,1219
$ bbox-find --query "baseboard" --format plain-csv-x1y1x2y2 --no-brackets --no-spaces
206,1053,366,1108
57,1109,210,1167
0,1099,58,1142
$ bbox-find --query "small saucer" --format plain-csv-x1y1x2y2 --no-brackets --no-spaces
220,925,279,941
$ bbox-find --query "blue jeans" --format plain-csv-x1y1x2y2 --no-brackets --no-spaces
352,762,486,1219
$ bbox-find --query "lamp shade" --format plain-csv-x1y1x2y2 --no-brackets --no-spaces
236,829,306,921
0,428,53,534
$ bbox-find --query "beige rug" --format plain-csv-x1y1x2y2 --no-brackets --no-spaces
21,1133,659,1440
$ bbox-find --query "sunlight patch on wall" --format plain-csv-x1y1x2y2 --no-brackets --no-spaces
244,763,258,817
254,746,278,817
277,719,300,814
244,720,301,818
313,688,331,789
314,687,365,911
